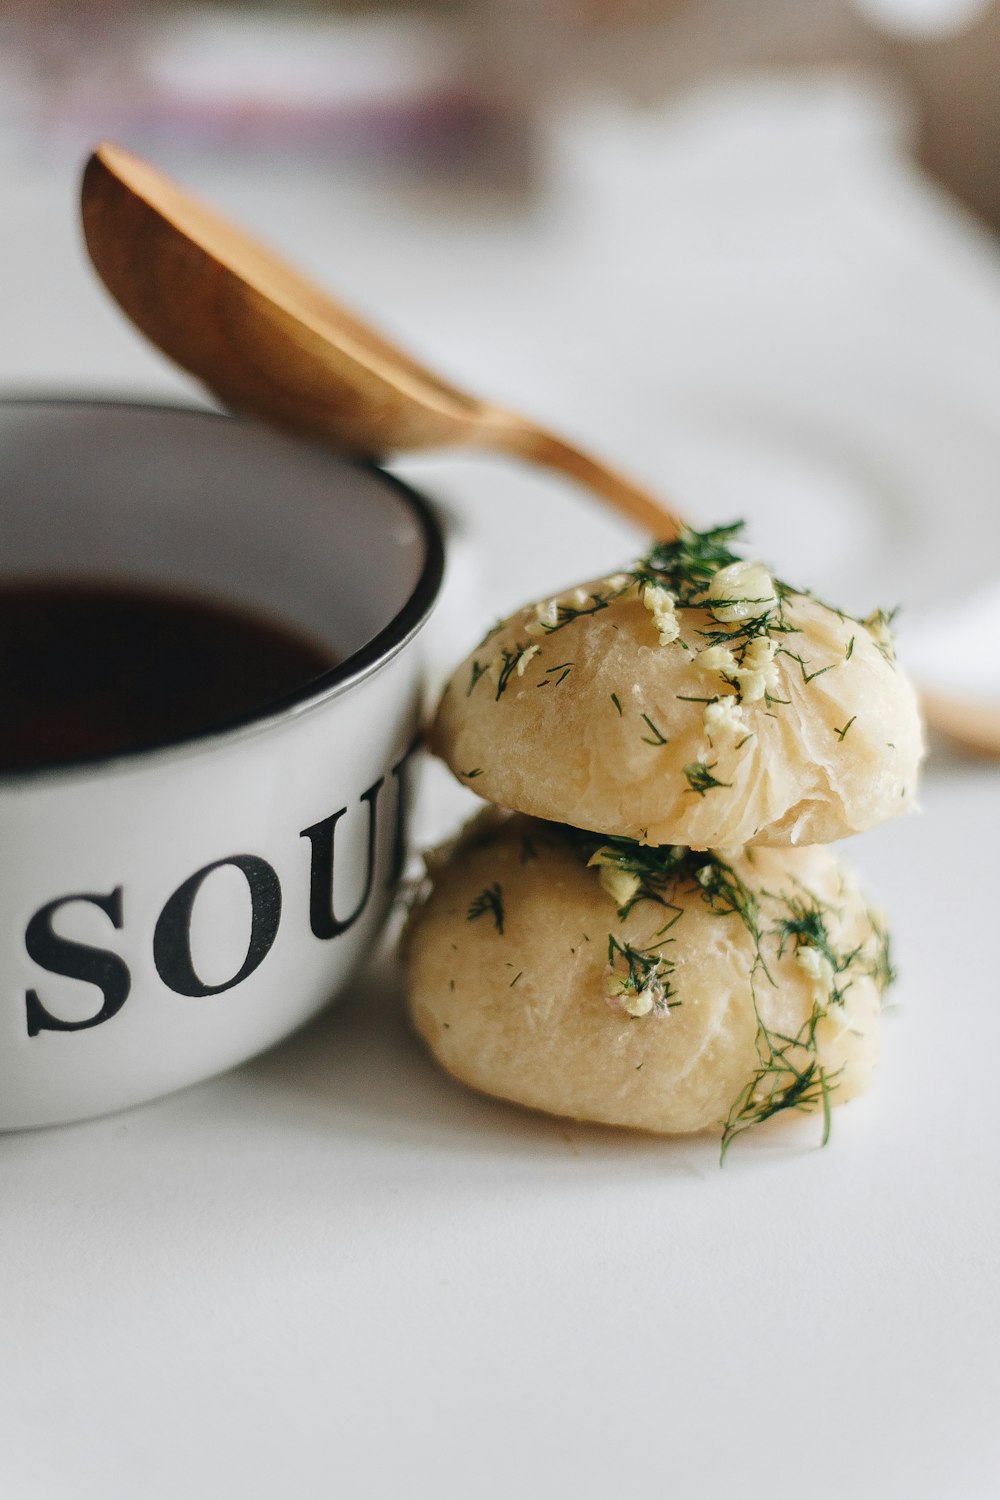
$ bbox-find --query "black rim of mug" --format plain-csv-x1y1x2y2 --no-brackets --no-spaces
0,396,447,782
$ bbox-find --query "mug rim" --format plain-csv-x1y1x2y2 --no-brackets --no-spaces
0,395,446,786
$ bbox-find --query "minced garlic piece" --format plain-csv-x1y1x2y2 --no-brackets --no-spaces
516,644,540,677
524,598,559,637
732,663,780,703
696,645,737,676
743,637,776,669
729,636,780,702
569,587,590,608
641,583,673,613
597,863,641,908
606,961,672,1019
604,573,632,592
619,986,655,1018
705,561,777,623
704,698,746,737
795,945,836,1009
641,583,680,646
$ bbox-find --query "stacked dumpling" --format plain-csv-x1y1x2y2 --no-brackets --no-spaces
405,523,922,1152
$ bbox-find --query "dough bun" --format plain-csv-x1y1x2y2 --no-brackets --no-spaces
405,814,889,1139
430,579,923,849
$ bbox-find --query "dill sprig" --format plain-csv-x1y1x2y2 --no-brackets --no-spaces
718,883,883,1155
863,606,900,663
693,855,765,950
777,647,834,685
606,935,679,1017
692,578,799,654
493,645,529,699
532,585,632,638
633,525,804,711
540,661,573,687
683,760,732,796
640,713,669,747
720,1004,839,1161
575,833,689,921
634,522,746,604
774,893,862,1007
866,912,895,993
557,825,887,1157
467,642,539,700
467,883,505,935
466,659,488,696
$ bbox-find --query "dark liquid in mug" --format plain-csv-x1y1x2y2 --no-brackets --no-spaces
0,581,339,772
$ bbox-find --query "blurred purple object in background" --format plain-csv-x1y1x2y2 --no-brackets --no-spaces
0,3,525,179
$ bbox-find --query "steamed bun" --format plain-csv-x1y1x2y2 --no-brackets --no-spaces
430,529,923,849
405,812,890,1144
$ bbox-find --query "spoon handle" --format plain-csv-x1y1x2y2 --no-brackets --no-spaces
476,413,684,541
920,689,1000,757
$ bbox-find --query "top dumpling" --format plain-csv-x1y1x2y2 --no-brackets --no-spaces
430,523,924,849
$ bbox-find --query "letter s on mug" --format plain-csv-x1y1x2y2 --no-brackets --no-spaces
24,889,132,1036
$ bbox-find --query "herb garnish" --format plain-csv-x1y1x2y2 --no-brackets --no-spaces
640,713,669,747
683,760,732,796
719,885,882,1157
560,825,889,1158
633,522,745,602
531,587,629,637
720,1013,838,1161
774,894,861,1006
467,883,505,934
541,661,573,687
632,524,800,706
867,914,895,991
863,607,899,663
777,648,834,685
606,935,679,1018
491,645,532,700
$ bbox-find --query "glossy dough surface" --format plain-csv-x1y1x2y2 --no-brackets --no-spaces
405,815,887,1138
431,583,923,848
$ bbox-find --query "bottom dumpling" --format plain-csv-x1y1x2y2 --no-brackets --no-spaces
404,814,892,1149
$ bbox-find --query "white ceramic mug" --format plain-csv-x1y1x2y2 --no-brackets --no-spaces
0,399,444,1129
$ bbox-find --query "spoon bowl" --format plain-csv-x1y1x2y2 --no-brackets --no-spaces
81,144,681,539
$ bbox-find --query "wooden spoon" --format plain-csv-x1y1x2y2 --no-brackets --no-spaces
80,143,682,541
919,689,1000,757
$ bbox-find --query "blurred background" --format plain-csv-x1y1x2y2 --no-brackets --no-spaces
2,0,1000,223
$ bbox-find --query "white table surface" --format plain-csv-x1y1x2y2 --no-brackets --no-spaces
2,72,999,1500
